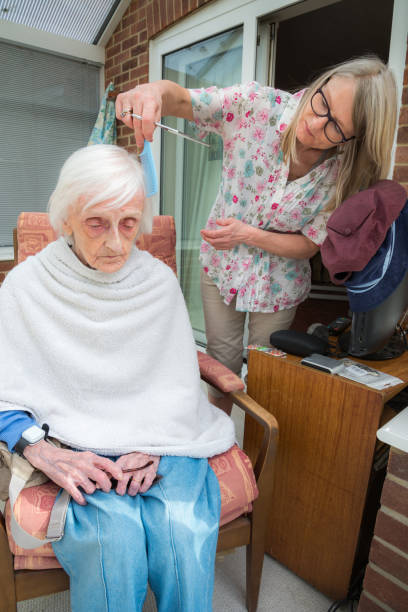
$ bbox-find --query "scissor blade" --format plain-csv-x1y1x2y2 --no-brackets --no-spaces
129,113,210,148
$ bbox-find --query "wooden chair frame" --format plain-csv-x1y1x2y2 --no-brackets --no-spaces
1,218,278,612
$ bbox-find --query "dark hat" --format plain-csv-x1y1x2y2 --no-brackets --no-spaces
321,180,407,285
345,200,408,312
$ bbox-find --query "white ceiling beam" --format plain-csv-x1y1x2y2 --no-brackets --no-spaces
0,18,104,64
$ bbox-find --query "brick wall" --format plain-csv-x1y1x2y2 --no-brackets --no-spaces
104,0,214,154
358,448,408,612
393,36,408,194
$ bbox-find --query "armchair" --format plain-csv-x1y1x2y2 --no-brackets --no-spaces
0,213,278,612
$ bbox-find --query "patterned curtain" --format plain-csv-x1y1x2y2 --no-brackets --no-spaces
88,82,117,145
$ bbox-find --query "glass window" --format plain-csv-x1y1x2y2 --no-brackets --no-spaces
161,27,243,343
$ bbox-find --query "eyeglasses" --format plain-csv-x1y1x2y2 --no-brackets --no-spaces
310,85,355,145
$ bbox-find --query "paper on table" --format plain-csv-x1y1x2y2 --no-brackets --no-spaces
336,359,403,390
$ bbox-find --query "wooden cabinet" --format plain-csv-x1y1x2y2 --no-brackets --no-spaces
245,350,408,600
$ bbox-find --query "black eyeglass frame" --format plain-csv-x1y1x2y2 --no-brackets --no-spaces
310,82,356,145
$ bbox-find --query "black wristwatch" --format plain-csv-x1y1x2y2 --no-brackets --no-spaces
14,425,46,456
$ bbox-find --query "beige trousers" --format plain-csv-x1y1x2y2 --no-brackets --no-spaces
200,270,297,393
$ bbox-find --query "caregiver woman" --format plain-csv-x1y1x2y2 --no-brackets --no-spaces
0,144,235,612
117,55,397,413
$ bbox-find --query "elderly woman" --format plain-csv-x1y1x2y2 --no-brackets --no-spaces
0,144,235,612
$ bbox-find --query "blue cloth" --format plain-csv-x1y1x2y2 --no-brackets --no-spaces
139,140,158,197
0,410,36,451
88,82,117,145
53,456,220,612
346,200,408,312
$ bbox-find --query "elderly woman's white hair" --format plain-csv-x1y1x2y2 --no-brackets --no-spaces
48,144,152,236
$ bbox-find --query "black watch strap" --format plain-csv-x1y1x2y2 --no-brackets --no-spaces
14,436,31,456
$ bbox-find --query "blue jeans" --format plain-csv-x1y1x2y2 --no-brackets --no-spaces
52,456,221,612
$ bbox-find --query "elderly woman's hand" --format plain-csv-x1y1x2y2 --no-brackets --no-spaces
200,217,254,250
114,452,160,496
23,441,123,506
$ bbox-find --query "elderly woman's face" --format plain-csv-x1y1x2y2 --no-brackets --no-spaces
296,76,356,150
63,194,144,273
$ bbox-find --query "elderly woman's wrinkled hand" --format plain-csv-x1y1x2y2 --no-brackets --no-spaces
114,452,160,496
23,440,123,506
200,217,254,250
116,83,163,150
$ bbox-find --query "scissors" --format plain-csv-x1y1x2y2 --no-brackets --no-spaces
121,111,210,148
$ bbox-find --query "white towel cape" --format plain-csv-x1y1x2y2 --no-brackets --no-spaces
0,238,235,457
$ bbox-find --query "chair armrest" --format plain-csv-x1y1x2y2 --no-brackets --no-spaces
197,351,245,393
229,389,278,492
197,350,278,490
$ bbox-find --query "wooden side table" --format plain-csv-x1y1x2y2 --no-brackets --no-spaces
244,350,408,600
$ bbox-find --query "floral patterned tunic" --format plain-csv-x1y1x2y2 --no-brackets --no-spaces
189,82,340,312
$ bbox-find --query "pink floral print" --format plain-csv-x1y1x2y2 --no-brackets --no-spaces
190,82,339,312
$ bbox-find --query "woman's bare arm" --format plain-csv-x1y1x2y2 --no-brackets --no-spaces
201,217,320,259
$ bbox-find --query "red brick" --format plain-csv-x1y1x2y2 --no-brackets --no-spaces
375,510,408,553
182,0,190,15
370,538,408,585
122,36,138,51
175,0,182,21
122,14,136,29
358,592,389,612
136,18,147,31
129,1,138,14
152,2,160,36
397,126,408,145
114,26,132,44
105,57,114,71
404,67,408,86
146,4,154,36
363,564,408,611
114,49,131,65
139,29,148,43
127,144,140,156
166,0,174,24
105,66,118,81
130,66,149,81
381,478,408,516
139,52,149,66
402,87,408,106
400,106,408,125
117,135,130,148
159,0,167,30
106,42,121,59
123,59,138,72
115,71,131,86
130,44,147,57
394,165,408,183
395,146,408,164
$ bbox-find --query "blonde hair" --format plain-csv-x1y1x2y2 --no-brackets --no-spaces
281,56,397,210
48,144,152,236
